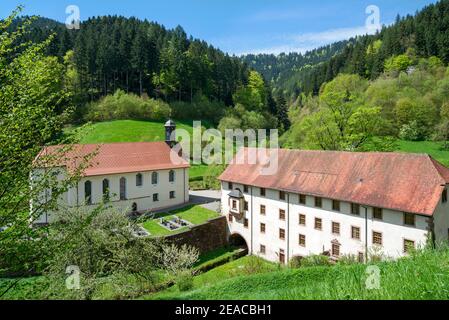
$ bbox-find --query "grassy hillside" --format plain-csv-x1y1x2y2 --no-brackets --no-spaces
67,119,203,144
145,248,449,300
397,140,449,166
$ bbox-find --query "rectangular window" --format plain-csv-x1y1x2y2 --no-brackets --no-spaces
351,226,361,240
279,249,285,264
244,185,249,193
279,191,286,201
279,228,285,240
314,197,322,208
443,189,448,203
260,188,266,197
332,222,340,235
403,213,415,226
332,200,340,211
260,245,266,254
260,205,266,215
404,239,415,253
244,218,249,228
298,234,306,247
315,218,322,230
299,214,306,226
153,193,159,202
358,252,364,263
228,182,233,190
373,231,382,246
279,209,286,221
373,207,383,220
232,200,237,210
260,223,266,233
299,194,306,205
228,214,233,222
351,203,360,215
244,201,248,211
169,191,175,199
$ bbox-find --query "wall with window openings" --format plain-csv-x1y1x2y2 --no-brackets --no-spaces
221,181,431,263
34,167,189,223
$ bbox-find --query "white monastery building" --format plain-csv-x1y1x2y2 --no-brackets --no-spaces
220,148,449,263
32,120,189,224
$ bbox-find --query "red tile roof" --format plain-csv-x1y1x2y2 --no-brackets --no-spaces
35,141,189,177
219,148,449,216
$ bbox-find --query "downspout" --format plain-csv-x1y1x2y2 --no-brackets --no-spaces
184,168,186,204
249,186,253,254
363,206,368,263
287,192,290,263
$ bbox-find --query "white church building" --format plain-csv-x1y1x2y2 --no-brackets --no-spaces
32,120,189,224
220,148,449,263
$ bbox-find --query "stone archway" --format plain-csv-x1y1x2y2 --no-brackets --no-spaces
229,233,249,252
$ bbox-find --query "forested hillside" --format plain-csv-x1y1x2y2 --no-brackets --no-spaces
241,40,352,97
244,0,449,103
10,16,251,121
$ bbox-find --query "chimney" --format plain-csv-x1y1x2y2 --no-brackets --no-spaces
164,119,176,148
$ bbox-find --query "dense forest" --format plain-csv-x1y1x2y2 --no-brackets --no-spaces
244,0,449,103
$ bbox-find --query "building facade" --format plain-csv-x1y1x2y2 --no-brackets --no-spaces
32,121,189,224
220,148,449,263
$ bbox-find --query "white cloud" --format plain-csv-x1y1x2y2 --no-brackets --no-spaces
235,25,380,55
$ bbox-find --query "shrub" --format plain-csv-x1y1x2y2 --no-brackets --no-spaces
176,271,194,292
85,89,171,122
288,256,303,268
171,94,226,124
300,255,331,267
399,121,420,141
202,164,226,190
242,256,271,275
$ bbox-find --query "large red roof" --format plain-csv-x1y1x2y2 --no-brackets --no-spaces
219,148,449,216
35,141,189,177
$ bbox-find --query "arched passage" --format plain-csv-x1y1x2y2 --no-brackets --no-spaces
229,233,248,251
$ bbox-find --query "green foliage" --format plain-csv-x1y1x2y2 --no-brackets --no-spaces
202,165,226,190
299,255,331,267
85,89,171,122
399,121,421,141
171,94,226,125
0,8,84,277
176,271,194,292
384,54,413,73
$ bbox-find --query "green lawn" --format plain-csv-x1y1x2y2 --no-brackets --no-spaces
145,255,278,300
145,247,449,300
396,140,449,166
141,204,220,237
67,119,200,144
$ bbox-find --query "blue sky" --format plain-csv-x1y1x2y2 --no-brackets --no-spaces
0,0,438,55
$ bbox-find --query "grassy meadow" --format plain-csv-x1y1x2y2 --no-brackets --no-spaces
144,247,449,300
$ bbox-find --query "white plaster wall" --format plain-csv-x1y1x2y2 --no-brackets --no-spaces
221,183,431,263
432,189,449,244
35,167,189,223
